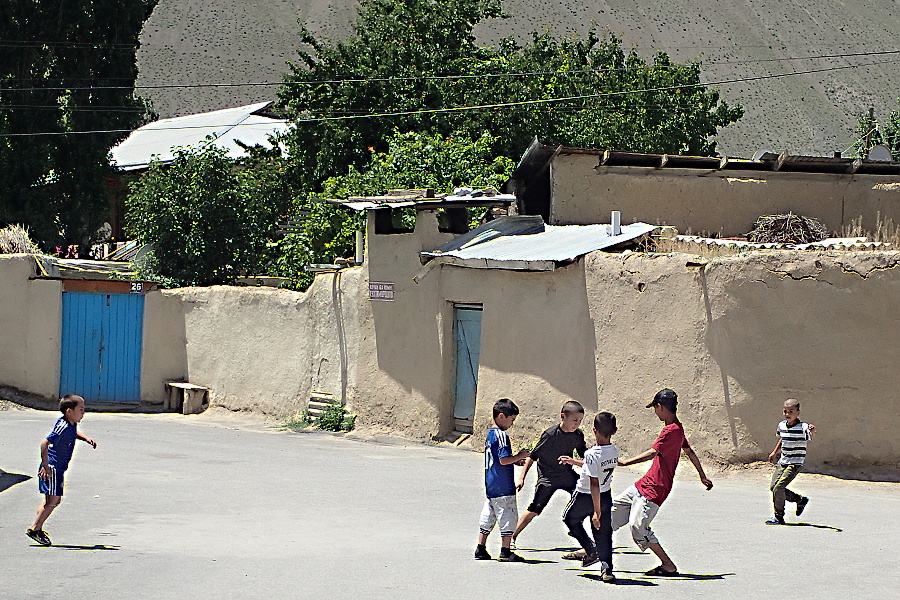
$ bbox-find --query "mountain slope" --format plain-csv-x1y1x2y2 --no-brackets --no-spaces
135,0,900,157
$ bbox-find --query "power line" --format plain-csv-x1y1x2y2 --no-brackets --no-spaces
2,48,899,91
0,57,894,138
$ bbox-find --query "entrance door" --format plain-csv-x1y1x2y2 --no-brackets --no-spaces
59,291,144,402
453,304,483,433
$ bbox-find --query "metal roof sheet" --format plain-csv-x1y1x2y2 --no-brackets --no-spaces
324,193,516,211
676,235,892,250
421,219,656,270
109,102,291,170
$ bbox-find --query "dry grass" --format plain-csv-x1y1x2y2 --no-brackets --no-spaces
0,225,42,255
841,213,900,246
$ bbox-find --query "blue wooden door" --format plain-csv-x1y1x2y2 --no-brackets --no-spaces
60,292,144,402
453,305,483,433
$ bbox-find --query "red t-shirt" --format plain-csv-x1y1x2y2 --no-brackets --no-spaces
634,421,690,506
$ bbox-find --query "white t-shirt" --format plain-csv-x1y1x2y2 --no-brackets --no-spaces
575,443,619,494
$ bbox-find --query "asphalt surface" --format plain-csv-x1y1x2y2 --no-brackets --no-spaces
1,408,897,599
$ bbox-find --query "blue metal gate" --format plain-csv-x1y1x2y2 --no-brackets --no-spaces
453,305,483,433
59,292,144,402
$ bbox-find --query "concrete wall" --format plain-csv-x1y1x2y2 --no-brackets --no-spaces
139,273,365,416
3,229,897,476
549,153,900,236
0,256,61,398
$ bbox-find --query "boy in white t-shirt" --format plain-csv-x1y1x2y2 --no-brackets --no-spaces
560,411,618,582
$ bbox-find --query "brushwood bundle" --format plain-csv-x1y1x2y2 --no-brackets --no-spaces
747,213,828,244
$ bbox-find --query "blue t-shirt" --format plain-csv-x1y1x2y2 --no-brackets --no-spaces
46,417,78,471
484,427,515,498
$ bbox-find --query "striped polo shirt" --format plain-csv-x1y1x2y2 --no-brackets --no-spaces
777,419,811,466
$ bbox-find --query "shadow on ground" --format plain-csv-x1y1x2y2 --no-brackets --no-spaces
0,469,30,493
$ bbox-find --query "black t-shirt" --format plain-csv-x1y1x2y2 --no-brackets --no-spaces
530,424,588,486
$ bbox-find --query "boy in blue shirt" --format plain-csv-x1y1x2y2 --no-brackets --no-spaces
475,398,530,562
26,394,97,546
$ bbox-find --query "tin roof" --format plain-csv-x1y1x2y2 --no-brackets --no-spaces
322,190,516,211
109,102,291,171
513,140,900,177
420,216,656,271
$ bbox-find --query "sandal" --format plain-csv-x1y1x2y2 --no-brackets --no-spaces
645,565,679,576
562,551,586,560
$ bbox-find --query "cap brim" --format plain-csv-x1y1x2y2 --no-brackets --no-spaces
646,401,656,408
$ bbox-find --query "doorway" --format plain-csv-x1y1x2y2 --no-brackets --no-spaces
59,291,144,402
452,304,483,434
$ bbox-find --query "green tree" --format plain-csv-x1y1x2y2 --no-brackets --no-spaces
0,0,157,252
268,130,515,289
126,145,293,287
851,103,900,159
277,0,742,194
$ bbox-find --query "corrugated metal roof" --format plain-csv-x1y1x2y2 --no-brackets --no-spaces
421,219,656,270
324,193,516,211
109,102,291,171
676,235,892,250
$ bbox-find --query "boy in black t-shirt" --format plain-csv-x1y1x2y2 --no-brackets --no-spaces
511,401,588,547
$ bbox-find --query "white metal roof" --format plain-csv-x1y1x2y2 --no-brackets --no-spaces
109,102,291,171
421,220,657,271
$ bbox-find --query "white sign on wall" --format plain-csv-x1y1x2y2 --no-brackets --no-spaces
368,281,395,301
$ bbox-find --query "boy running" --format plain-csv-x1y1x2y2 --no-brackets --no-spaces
611,388,712,576
511,401,588,546
766,398,816,525
27,394,97,546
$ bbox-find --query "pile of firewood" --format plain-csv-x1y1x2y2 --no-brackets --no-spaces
747,213,828,244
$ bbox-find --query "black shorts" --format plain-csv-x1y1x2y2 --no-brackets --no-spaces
527,480,576,514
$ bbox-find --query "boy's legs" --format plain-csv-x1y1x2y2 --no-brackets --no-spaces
591,490,614,570
513,481,566,542
562,492,596,555
617,485,674,573
770,464,801,518
32,495,62,532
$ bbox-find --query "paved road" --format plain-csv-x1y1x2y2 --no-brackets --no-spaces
1,409,897,599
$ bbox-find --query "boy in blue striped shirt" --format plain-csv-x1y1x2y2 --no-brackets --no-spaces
26,395,97,546
765,398,816,525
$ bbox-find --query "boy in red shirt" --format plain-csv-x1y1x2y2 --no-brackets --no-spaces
613,388,713,576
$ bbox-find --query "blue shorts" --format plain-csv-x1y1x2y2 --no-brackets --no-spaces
37,464,65,496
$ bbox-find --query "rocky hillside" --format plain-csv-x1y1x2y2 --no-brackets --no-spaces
136,0,900,157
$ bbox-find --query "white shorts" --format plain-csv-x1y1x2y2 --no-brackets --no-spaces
479,495,518,537
611,484,660,550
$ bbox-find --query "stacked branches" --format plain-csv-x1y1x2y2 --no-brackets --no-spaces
747,213,828,244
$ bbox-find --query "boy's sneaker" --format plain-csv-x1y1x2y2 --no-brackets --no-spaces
498,551,525,562
765,516,785,525
474,547,492,560
796,497,809,516
599,562,616,583
582,553,601,568
26,529,51,546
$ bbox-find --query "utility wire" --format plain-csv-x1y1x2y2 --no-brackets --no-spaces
0,57,894,137
2,48,899,91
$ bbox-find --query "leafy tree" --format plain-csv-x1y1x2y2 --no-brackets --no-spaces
268,130,515,289
126,145,293,287
851,103,900,159
277,0,743,195
0,0,157,252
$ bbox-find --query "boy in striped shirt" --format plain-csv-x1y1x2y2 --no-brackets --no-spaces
765,398,816,525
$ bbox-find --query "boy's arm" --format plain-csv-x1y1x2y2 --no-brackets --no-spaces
808,423,816,436
77,430,97,449
683,446,713,490
589,476,603,529
516,457,535,490
559,456,583,467
619,448,657,466
499,449,530,466
768,439,782,462
38,438,51,478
